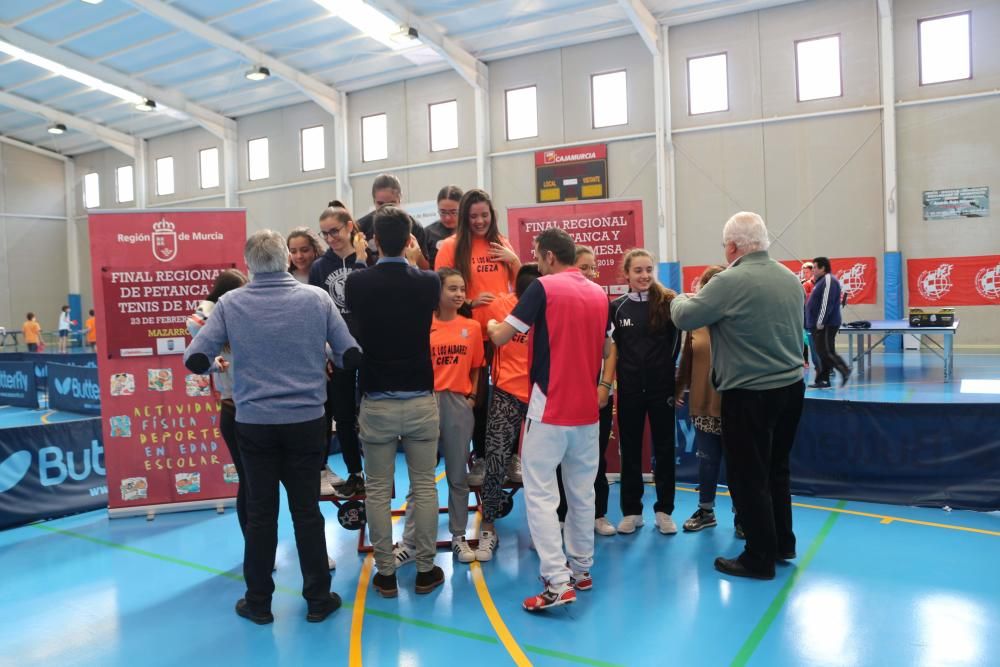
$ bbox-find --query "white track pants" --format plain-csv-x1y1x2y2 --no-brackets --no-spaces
521,418,598,587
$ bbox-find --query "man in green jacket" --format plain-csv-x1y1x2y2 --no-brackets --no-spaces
671,211,805,580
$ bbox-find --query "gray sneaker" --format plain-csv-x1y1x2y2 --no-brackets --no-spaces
319,466,345,496
467,458,486,487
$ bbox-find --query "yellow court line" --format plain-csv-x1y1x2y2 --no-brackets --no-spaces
675,486,1000,537
470,507,532,666
349,470,448,667
40,410,55,425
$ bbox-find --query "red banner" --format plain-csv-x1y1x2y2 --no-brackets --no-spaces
907,255,1000,306
89,210,246,513
683,256,878,304
506,199,644,297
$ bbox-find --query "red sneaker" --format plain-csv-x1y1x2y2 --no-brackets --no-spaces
570,571,592,591
522,583,576,612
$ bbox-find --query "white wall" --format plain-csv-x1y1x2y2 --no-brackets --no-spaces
0,143,68,332
60,0,999,346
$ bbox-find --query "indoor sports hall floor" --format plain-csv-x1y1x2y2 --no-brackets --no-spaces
2,453,998,667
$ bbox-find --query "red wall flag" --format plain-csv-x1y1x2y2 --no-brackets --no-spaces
907,255,1000,307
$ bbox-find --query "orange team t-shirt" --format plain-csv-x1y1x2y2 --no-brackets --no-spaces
489,293,530,404
430,314,485,396
22,320,41,344
85,317,97,343
434,235,515,330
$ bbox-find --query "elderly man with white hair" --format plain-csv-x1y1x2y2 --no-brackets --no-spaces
185,229,362,624
671,212,805,581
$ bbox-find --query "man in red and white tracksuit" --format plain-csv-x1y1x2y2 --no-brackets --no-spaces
488,227,611,612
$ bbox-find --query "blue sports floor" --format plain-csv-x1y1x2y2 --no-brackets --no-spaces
2,350,999,666
1,455,998,667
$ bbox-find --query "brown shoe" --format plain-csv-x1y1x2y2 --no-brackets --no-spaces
372,571,398,598
414,565,444,594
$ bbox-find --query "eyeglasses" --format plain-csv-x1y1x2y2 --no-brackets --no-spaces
319,227,344,238
438,209,458,217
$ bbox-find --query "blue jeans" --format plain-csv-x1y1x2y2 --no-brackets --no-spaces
695,428,723,509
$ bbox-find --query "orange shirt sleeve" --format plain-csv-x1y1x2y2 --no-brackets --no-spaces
435,236,456,269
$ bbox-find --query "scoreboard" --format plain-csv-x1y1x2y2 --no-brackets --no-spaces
535,143,608,203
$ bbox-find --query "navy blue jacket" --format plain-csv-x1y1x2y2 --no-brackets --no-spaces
805,273,843,329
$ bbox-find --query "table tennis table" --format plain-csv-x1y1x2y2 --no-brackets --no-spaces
839,319,959,382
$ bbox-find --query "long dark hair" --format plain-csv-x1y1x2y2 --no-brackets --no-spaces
436,267,472,318
622,249,675,333
206,269,248,302
286,227,322,271
455,188,506,290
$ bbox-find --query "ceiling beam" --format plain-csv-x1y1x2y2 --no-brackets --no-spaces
0,25,236,141
123,0,343,117
617,0,660,56
0,90,136,157
367,0,487,89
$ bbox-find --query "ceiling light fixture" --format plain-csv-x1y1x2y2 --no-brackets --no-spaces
134,98,156,112
0,39,144,106
314,0,420,51
245,65,271,81
48,123,67,135
81,0,104,5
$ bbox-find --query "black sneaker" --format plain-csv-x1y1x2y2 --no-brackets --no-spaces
332,474,365,499
414,565,445,594
372,571,398,598
683,508,718,532
808,381,831,389
235,598,274,625
306,592,342,622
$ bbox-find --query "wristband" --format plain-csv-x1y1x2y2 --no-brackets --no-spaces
599,381,613,390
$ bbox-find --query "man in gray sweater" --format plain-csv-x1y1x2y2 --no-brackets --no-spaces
185,230,361,624
671,212,805,580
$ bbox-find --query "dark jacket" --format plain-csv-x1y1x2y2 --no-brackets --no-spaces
356,210,429,266
610,292,681,395
805,273,843,329
345,259,440,394
309,249,366,331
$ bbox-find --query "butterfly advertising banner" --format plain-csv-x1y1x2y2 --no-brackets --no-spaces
89,210,246,517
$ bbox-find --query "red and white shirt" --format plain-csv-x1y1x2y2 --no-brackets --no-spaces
506,268,610,426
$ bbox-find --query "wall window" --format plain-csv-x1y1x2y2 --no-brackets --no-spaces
591,70,628,128
688,53,729,115
115,165,134,204
248,137,269,181
361,113,387,162
199,147,219,189
795,35,842,102
83,172,99,209
505,85,538,140
429,100,458,152
301,125,325,172
155,156,175,196
919,12,971,85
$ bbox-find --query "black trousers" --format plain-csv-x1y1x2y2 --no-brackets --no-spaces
811,327,850,384
557,397,614,522
618,390,675,516
219,399,246,535
236,416,330,612
720,380,805,574
326,367,362,475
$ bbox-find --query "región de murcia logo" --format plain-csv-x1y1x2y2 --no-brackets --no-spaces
152,218,178,262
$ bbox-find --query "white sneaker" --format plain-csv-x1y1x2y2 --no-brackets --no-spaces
475,530,499,561
594,517,617,536
617,515,644,534
505,454,522,484
467,458,485,487
452,536,476,563
655,512,678,535
328,556,336,570
319,466,344,496
393,542,415,568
